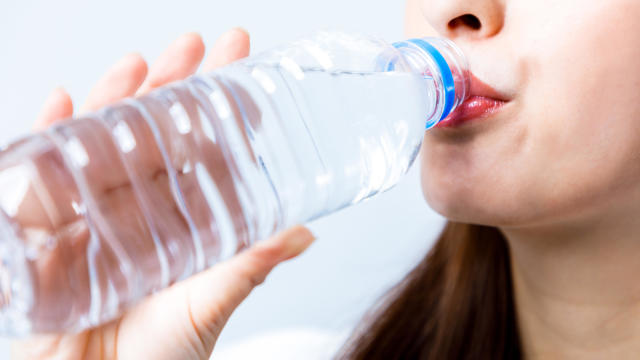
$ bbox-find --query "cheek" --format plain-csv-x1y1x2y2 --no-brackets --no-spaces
523,1,640,219
419,0,640,226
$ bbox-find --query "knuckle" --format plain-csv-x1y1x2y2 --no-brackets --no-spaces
235,259,269,289
248,271,267,288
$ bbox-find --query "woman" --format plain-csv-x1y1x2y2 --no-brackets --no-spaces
15,0,640,358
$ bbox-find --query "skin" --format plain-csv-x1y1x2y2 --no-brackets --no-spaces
13,29,315,360
407,0,640,358
12,0,640,357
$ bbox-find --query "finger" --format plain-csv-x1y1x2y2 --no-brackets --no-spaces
184,225,315,351
136,32,205,95
34,87,73,130
79,53,148,114
202,27,250,72
116,226,315,359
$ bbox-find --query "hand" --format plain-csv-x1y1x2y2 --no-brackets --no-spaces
12,28,316,360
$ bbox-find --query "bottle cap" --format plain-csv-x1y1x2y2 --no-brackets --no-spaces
393,40,456,122
383,38,470,128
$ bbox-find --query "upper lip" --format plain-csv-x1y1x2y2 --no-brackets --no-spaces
468,73,511,102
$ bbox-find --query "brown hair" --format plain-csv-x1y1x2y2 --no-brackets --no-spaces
336,222,521,359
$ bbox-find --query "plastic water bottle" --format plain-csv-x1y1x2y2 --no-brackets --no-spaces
0,31,469,335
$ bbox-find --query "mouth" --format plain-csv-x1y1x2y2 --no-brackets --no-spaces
434,73,510,129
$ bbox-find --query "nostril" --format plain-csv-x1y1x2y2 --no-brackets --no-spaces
448,14,481,31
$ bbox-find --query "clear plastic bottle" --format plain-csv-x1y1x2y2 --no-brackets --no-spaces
0,31,469,335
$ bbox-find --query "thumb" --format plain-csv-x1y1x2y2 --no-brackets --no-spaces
182,225,315,351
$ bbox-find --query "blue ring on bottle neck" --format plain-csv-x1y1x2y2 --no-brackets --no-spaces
392,39,456,125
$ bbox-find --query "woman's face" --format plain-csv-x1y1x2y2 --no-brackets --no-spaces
408,0,640,227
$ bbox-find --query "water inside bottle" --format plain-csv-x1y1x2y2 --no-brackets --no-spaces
224,63,432,223
0,63,433,334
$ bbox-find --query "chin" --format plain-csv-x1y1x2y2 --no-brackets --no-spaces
422,186,482,224
419,167,526,228
418,138,535,227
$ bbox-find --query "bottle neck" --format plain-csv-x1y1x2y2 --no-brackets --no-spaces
391,38,470,129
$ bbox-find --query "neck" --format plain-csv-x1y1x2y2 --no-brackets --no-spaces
502,206,640,359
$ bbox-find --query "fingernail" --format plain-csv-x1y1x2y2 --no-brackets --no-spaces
232,27,250,38
218,29,237,44
283,227,316,258
35,87,73,129
113,53,146,73
44,87,65,105
179,32,203,43
218,27,249,46
39,87,69,114
175,32,205,54
36,90,59,123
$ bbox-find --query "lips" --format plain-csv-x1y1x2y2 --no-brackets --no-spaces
434,73,510,129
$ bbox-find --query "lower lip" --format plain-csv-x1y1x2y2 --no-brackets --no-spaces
434,96,507,129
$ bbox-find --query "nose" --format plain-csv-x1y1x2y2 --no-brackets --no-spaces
419,0,505,40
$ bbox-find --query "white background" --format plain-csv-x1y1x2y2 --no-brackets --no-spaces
0,0,445,357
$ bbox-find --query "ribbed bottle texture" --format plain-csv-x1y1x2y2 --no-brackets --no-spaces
0,32,469,334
